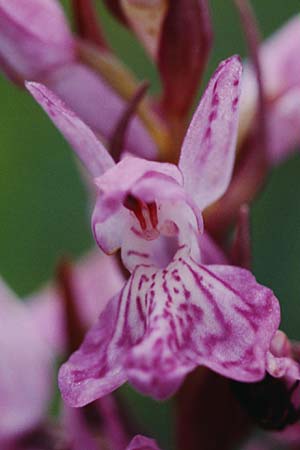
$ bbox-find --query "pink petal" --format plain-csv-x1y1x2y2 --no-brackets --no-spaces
92,157,203,265
240,15,300,143
158,0,212,118
26,81,115,177
0,0,74,81
122,199,201,272
0,279,52,441
258,15,300,97
92,156,185,255
93,206,129,255
179,56,243,211
266,88,300,165
47,63,158,160
59,291,128,407
27,285,65,354
126,259,280,398
127,435,161,450
93,156,182,219
266,331,300,381
59,253,279,404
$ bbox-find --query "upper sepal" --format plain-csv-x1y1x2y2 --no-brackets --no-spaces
26,81,115,177
179,56,243,211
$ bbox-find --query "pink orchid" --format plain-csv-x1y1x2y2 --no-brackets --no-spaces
26,55,280,406
240,15,300,165
0,0,156,159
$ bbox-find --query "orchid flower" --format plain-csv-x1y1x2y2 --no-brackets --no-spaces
0,0,157,159
27,55,280,407
240,15,300,165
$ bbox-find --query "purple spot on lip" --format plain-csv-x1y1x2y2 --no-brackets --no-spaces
205,127,212,139
212,93,219,106
232,97,239,110
233,78,239,86
209,110,218,122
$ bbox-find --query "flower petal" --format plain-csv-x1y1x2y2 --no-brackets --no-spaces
258,15,300,97
127,435,161,450
26,81,115,177
125,259,280,398
0,0,74,81
91,156,203,263
92,156,184,254
0,279,52,440
122,198,201,272
59,291,128,407
179,56,243,211
47,63,158,160
94,156,182,220
240,15,300,148
266,330,300,381
59,252,280,404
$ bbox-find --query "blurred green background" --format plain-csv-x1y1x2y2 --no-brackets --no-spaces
0,1,299,448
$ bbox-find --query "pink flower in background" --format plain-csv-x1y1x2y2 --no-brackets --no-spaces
0,0,157,159
240,15,300,164
27,55,280,406
0,254,134,450
0,0,74,82
0,279,52,445
28,249,124,354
